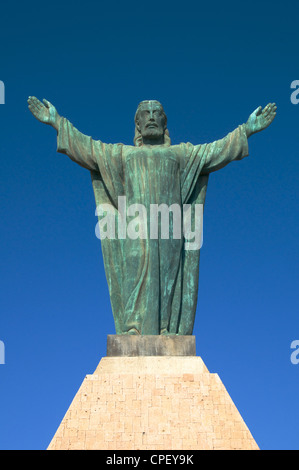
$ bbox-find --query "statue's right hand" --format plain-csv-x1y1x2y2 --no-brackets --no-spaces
28,96,60,129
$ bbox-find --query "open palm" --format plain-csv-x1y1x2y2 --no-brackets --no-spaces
246,103,277,136
28,96,59,128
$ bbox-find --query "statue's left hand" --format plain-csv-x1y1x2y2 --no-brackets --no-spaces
245,103,277,137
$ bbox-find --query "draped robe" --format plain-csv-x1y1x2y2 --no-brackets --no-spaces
57,119,248,335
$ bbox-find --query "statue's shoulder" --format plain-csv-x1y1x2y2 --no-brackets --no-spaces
172,142,198,152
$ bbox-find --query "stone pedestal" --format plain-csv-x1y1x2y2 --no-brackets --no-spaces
106,334,196,357
47,336,259,450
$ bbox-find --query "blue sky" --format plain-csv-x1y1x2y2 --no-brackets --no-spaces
0,0,298,450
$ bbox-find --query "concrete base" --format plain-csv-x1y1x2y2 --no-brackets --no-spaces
47,336,259,450
107,335,196,357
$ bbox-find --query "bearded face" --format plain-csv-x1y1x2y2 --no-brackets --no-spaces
135,100,167,145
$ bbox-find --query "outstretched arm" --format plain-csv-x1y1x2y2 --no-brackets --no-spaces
202,102,277,174
27,96,100,171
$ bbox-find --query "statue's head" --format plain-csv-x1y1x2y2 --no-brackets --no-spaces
134,100,171,146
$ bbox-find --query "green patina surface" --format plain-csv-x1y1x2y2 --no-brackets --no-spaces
28,97,277,335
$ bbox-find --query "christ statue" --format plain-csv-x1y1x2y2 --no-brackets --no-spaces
28,96,276,335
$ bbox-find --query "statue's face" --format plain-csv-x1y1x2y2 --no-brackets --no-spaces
136,101,166,143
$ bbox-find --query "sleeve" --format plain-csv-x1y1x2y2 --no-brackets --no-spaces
57,117,100,171
201,124,249,174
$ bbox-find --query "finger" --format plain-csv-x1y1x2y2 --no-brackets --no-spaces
34,98,44,109
28,96,37,106
264,110,277,126
262,103,277,119
265,104,277,119
28,102,42,114
268,111,277,122
28,102,41,113
262,104,272,117
43,99,52,108
253,106,262,116
28,100,39,111
271,103,277,112
29,96,39,104
28,97,43,112
28,104,41,117
264,103,277,113
29,96,43,110
28,96,43,111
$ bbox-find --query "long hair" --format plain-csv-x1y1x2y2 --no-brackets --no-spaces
134,100,171,147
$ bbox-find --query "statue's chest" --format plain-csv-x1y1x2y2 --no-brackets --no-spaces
125,147,179,174
123,147,181,202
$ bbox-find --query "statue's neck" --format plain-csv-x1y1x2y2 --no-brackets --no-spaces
141,135,165,146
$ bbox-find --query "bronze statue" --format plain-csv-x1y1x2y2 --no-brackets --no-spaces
28,97,276,335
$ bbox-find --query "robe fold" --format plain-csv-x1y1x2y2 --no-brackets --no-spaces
57,119,249,335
